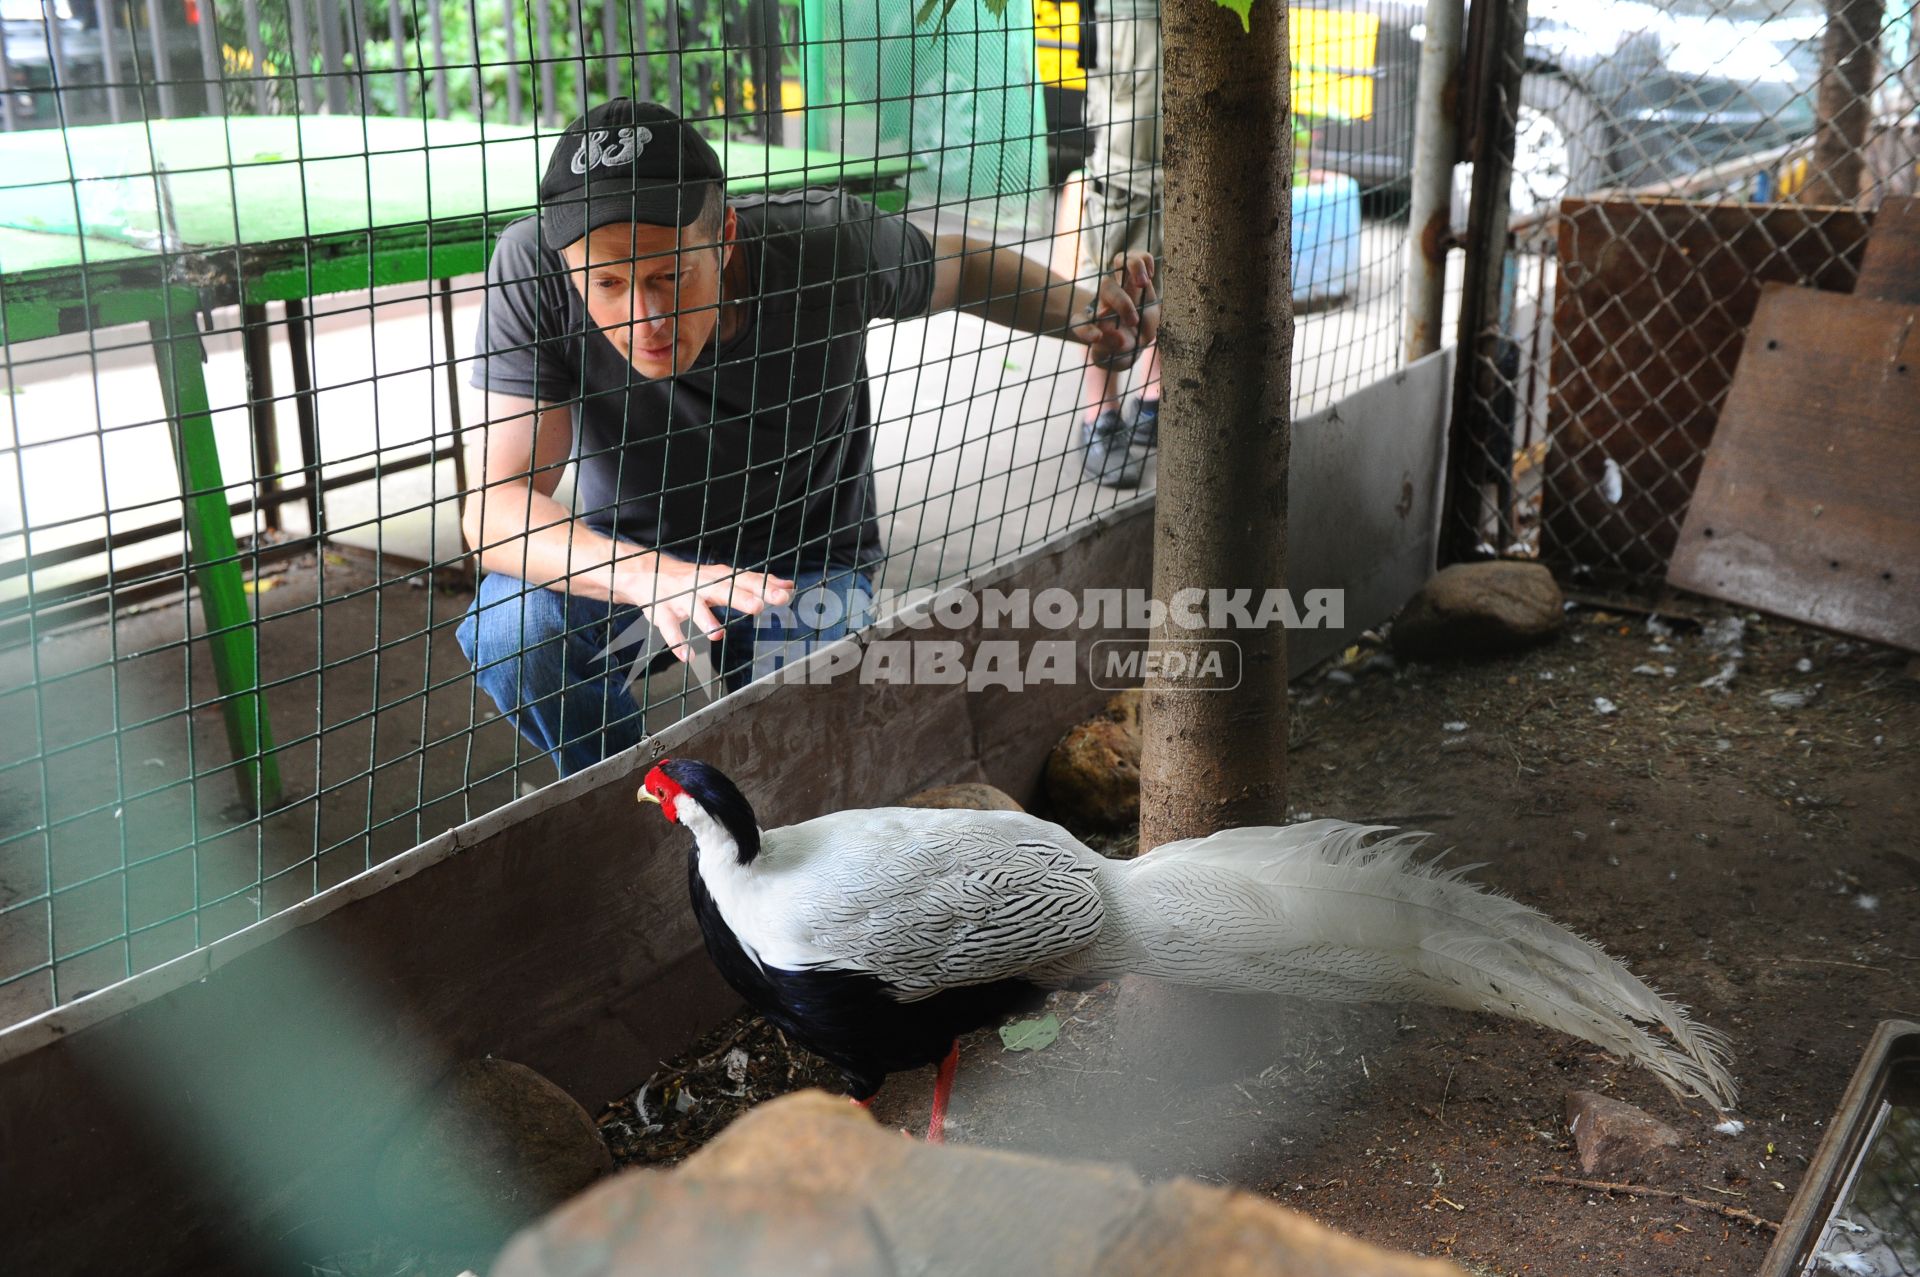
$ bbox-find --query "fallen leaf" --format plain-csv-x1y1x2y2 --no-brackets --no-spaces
999,1013,1061,1053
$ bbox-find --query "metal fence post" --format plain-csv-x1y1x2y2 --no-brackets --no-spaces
603,0,620,101
241,302,284,534
574,0,590,119
536,0,558,122
196,0,225,114
241,0,272,113
634,0,653,101
282,297,327,538
426,0,449,117
0,21,16,131
1441,0,1527,563
504,0,526,124
142,0,179,116
287,0,318,113
1403,0,1463,363
386,0,410,115
42,0,70,122
96,0,127,123
315,0,351,112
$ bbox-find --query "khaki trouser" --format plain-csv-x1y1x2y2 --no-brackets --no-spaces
1077,13,1163,282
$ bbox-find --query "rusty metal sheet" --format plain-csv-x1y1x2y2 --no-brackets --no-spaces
1544,200,1872,583
1856,195,1920,303
1668,285,1920,649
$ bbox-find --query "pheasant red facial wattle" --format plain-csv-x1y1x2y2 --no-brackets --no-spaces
638,764,684,823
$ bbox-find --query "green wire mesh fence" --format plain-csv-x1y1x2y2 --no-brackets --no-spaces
0,0,1417,1024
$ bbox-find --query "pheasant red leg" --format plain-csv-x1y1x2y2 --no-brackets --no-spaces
927,1043,959,1143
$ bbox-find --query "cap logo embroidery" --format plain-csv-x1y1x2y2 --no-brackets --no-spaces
570,126,652,175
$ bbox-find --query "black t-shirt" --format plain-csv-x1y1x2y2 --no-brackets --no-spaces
470,190,935,577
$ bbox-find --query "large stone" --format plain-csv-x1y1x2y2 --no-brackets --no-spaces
899,782,1025,812
1045,690,1143,829
1391,561,1566,661
1564,1090,1683,1181
495,1091,1467,1277
373,1058,613,1246
490,1173,892,1276
1100,1178,1466,1277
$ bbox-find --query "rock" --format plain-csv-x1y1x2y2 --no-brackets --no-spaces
495,1091,1465,1277
899,782,1024,812
1045,690,1144,829
374,1058,614,1245
1100,1178,1465,1277
491,1173,893,1276
1564,1090,1683,1180
1391,562,1565,661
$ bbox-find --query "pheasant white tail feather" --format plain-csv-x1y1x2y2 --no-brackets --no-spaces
1046,820,1737,1110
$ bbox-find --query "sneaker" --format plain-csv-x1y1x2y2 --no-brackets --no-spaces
1129,396,1160,448
1081,409,1148,487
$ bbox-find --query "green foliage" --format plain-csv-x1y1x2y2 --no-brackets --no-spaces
917,0,1012,29
358,0,626,123
213,0,804,124
920,0,1245,31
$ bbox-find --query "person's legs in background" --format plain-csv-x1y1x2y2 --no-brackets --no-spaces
1077,10,1164,489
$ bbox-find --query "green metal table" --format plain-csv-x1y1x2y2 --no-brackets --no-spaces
0,115,914,808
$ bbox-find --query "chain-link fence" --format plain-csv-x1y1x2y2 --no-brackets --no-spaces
0,0,1424,1023
1440,0,1918,589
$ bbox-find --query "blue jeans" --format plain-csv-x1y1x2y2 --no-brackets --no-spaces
456,564,874,777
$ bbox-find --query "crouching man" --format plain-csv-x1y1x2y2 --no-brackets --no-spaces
458,99,1157,775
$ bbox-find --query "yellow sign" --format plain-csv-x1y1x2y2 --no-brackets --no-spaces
1293,8,1380,120
1033,3,1377,120
1034,0,1087,92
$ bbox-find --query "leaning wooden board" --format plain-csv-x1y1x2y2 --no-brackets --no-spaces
1855,195,1920,304
1667,284,1919,649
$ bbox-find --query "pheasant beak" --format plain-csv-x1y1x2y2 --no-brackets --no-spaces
637,787,661,806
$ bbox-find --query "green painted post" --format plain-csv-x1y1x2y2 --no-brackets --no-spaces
802,0,831,150
147,316,283,812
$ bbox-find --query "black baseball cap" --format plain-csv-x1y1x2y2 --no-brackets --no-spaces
537,99,727,251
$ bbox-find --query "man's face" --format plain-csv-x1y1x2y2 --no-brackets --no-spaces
561,210,735,379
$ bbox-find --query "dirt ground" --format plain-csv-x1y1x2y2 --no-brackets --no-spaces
598,602,1920,1276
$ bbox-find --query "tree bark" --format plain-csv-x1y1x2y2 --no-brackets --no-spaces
1139,0,1293,850
1801,0,1884,206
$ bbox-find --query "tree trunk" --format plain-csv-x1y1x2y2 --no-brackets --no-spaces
1139,0,1293,850
1801,0,1884,206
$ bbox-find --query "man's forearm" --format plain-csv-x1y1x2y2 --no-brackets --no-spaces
463,482,658,604
938,234,1097,339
